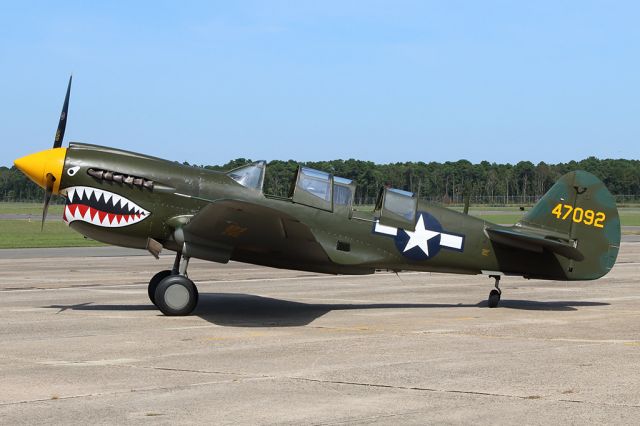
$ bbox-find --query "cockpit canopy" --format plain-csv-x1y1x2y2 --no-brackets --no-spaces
226,161,416,227
227,163,354,211
290,166,355,212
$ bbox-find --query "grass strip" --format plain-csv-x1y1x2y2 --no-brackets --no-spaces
0,220,103,249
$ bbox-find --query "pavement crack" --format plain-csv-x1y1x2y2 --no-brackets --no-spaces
283,377,640,409
144,365,240,376
4,363,640,411
289,376,526,399
0,377,262,408
101,363,640,410
315,408,430,425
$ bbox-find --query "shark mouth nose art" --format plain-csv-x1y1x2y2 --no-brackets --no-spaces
60,186,150,227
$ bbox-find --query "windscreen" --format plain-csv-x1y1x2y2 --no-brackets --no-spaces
227,161,266,191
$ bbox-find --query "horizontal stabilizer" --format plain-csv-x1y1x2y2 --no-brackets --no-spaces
486,226,584,261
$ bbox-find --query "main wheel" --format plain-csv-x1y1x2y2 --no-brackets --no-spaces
155,275,199,316
488,289,501,308
148,270,173,306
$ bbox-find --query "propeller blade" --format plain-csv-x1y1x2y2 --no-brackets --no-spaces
53,75,72,148
41,173,56,230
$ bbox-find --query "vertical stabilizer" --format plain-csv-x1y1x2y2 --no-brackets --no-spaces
519,171,620,280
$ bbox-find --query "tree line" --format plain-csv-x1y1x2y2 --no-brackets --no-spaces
206,157,640,204
2,157,639,204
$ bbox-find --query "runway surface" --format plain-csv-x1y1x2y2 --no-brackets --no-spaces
1,244,640,424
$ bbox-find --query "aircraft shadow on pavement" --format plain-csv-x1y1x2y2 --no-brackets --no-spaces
44,293,609,327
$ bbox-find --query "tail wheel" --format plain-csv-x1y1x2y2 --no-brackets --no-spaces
488,289,501,308
148,270,173,306
155,275,199,316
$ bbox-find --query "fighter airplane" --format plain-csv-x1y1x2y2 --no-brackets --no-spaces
14,78,621,315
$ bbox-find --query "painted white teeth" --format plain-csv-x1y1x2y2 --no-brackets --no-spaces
92,210,102,226
62,186,150,228
63,206,70,224
111,194,122,208
67,188,76,204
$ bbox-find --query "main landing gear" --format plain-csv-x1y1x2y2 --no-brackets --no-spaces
488,275,501,308
148,250,199,316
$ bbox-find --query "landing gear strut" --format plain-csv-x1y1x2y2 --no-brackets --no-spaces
488,275,501,308
148,249,199,316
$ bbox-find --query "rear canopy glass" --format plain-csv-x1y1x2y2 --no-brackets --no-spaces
384,188,416,220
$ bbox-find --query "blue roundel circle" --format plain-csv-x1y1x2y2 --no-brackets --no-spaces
393,212,443,261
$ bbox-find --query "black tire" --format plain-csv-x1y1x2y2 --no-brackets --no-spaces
148,270,173,306
155,275,199,316
488,289,501,308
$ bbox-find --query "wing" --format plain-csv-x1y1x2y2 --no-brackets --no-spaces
485,226,584,261
177,199,373,274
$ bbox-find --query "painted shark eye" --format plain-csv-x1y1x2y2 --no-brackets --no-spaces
67,166,80,176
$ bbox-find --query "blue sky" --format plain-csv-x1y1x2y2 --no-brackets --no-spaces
2,1,638,166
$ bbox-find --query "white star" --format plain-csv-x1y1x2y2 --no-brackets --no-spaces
403,214,440,256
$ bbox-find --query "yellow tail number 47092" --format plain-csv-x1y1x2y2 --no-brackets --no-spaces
551,203,605,228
